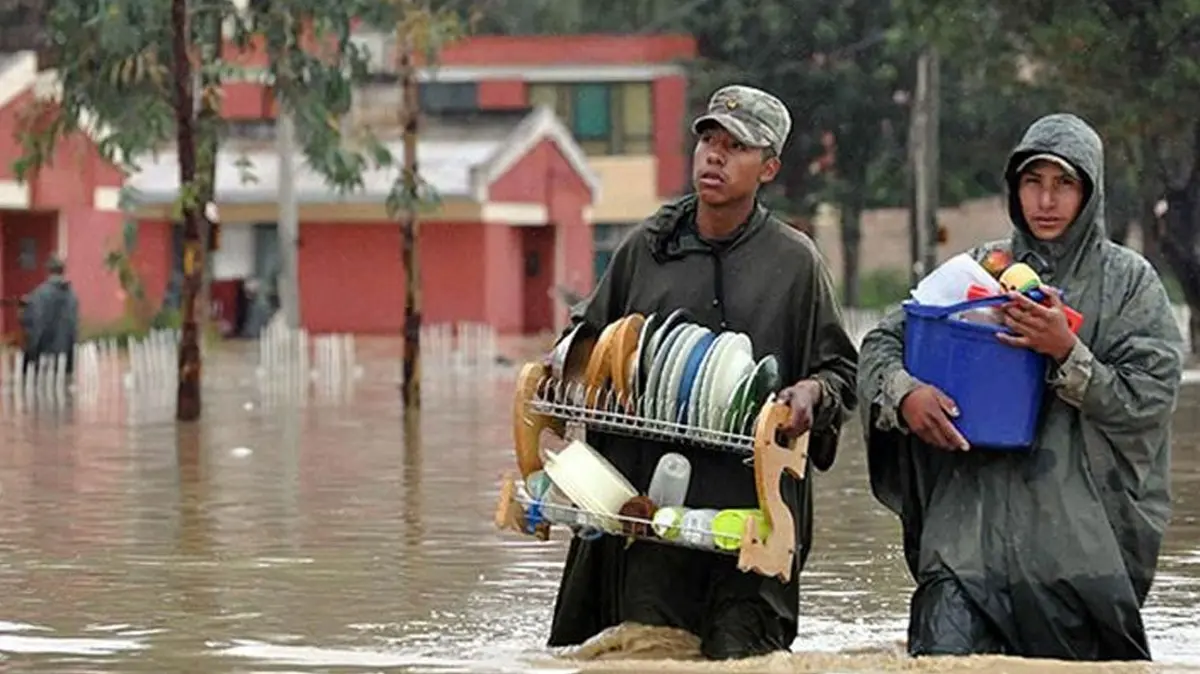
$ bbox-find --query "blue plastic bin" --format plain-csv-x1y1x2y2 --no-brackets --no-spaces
902,295,1048,450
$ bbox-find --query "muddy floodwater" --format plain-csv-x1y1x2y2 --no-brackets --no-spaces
1,339,1199,673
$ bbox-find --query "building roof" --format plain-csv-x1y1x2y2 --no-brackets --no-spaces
351,32,696,81
126,105,601,206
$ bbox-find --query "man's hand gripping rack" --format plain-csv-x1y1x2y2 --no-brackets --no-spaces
494,362,809,583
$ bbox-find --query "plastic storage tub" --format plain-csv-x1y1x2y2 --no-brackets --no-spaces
902,296,1048,450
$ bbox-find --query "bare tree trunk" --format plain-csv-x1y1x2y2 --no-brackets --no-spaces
171,0,202,421
397,27,422,412
1160,182,1200,355
1157,120,1200,354
197,10,221,342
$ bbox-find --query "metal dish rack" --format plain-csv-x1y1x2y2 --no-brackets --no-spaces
527,374,762,458
498,361,808,582
510,481,745,556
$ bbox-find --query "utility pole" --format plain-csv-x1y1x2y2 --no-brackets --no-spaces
924,48,941,276
274,9,302,331
396,20,422,412
276,103,301,330
909,47,940,282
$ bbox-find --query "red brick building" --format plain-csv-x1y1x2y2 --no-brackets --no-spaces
0,53,127,339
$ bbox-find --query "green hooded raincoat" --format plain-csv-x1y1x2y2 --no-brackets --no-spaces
858,113,1185,660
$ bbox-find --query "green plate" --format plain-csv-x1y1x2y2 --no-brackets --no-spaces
739,355,781,435
720,370,753,434
722,355,782,435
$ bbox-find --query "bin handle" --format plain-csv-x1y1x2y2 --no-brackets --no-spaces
907,286,1062,320
905,294,1014,320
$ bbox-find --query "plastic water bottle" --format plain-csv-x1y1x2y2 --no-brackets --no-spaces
647,453,691,507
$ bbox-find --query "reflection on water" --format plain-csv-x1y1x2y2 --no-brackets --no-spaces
0,340,1198,672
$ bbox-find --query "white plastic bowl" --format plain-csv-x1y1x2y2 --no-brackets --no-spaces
541,440,637,527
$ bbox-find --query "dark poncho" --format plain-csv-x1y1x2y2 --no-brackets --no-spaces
546,195,858,659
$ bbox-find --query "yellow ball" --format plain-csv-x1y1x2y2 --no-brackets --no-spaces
999,263,1041,293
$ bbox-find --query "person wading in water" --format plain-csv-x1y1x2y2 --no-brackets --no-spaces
546,85,859,660
20,255,79,378
859,113,1184,660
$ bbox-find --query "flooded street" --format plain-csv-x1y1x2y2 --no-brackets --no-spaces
1,340,1199,672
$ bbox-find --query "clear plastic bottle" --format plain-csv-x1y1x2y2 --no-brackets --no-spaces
647,452,691,507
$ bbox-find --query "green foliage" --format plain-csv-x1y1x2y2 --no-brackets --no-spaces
848,267,912,310
899,0,1200,336
452,0,1045,214
375,2,472,219
79,307,180,346
451,0,1049,306
16,0,469,208
79,314,151,345
897,0,1200,195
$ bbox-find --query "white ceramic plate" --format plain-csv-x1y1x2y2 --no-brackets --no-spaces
704,333,754,431
642,322,691,420
629,312,660,402
643,309,689,382
697,332,742,429
689,332,730,428
652,324,700,422
660,326,708,422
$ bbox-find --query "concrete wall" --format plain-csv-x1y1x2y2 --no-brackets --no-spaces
812,196,1013,285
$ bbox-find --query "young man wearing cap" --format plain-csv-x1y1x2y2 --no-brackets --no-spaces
546,85,858,660
858,113,1184,659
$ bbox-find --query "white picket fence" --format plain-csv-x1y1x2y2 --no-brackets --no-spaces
0,328,181,397
422,322,498,371
1,303,1191,410
255,318,362,404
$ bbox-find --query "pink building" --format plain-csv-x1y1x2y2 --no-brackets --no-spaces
0,33,698,339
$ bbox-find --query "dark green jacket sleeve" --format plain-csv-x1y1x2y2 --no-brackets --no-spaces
565,227,640,337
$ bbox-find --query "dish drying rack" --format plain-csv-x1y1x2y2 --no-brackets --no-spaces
496,362,810,582
503,480,746,555
526,372,762,456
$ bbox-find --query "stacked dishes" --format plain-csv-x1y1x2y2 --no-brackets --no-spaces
574,310,782,435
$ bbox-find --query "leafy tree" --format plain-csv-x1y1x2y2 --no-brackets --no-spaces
899,0,1200,349
15,0,424,419
440,0,908,305
437,0,1045,307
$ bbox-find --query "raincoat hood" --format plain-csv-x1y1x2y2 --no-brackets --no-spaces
1004,113,1106,282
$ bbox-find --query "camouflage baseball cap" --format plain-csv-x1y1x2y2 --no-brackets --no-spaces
691,85,792,156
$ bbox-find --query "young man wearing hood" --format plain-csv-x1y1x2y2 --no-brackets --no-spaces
545,85,859,659
858,113,1185,660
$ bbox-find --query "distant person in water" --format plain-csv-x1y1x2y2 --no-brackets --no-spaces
20,255,79,377
239,278,274,339
858,113,1185,660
